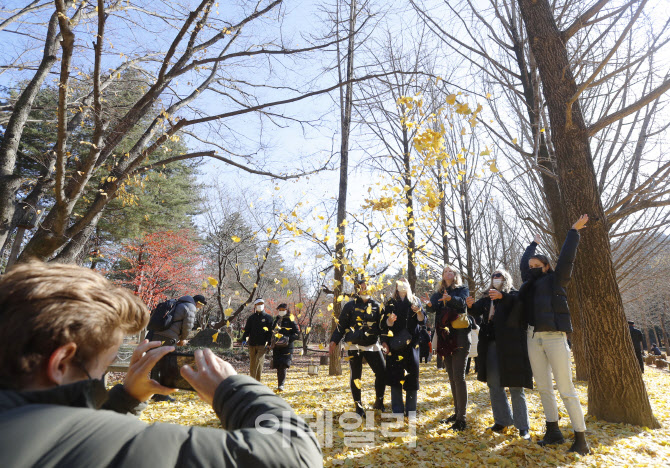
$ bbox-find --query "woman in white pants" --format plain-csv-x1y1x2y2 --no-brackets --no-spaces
518,214,590,455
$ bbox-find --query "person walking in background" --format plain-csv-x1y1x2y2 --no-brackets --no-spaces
466,269,532,440
628,320,645,373
242,298,273,382
271,303,299,392
380,278,425,420
330,277,386,416
419,326,432,363
426,264,473,431
651,343,662,355
518,215,591,455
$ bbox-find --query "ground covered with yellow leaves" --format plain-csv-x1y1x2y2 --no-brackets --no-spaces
138,361,670,467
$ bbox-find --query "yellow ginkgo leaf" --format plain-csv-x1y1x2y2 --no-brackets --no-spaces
398,355,404,360
224,308,233,317
387,330,394,337
399,380,405,385
305,327,312,334
319,343,325,349
207,276,219,286
353,379,362,389
490,162,500,173
231,235,241,242
263,327,269,331
211,332,219,343
201,281,208,289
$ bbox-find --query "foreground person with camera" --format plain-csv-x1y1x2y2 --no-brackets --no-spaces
0,262,322,468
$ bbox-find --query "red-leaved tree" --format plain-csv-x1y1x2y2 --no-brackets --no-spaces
113,230,205,309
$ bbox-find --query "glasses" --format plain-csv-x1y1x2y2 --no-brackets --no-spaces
491,273,503,278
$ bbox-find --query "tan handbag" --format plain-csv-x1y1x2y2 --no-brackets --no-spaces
451,313,469,329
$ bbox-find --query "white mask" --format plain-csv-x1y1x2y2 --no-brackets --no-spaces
492,279,503,289
255,305,264,312
278,309,287,316
359,295,370,301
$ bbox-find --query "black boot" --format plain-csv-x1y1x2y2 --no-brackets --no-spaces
538,421,565,446
488,423,507,433
450,419,467,432
440,414,457,425
372,397,385,411
354,402,365,417
568,431,591,455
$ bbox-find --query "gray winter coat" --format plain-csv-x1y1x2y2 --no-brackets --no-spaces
153,295,197,342
0,376,322,467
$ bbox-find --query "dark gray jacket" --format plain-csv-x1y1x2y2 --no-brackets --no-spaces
0,376,322,467
153,295,197,342
519,229,580,332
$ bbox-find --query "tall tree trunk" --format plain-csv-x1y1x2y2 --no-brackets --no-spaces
437,175,449,265
402,127,417,290
0,12,61,251
509,18,589,381
330,0,357,376
518,0,658,427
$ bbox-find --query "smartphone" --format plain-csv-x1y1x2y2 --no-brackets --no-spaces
154,351,196,391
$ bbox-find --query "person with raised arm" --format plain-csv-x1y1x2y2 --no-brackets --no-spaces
518,214,591,455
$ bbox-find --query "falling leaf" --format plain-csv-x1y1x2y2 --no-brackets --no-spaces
353,379,362,389
211,332,219,343
207,277,219,286
263,327,269,331
231,236,241,242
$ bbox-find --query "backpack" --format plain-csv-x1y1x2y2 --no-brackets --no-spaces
147,299,179,332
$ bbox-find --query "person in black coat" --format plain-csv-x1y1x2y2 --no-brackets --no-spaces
426,264,473,431
627,321,644,372
271,303,300,392
329,277,386,415
466,269,531,439
518,214,590,455
419,326,432,363
380,279,426,419
242,299,273,382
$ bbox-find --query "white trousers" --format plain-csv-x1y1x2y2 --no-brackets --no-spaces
527,327,586,432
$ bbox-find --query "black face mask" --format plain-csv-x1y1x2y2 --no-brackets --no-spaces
529,267,544,279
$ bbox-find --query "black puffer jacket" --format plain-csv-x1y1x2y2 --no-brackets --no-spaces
330,297,382,347
468,289,532,389
519,229,580,332
0,377,322,467
380,296,425,390
272,314,299,368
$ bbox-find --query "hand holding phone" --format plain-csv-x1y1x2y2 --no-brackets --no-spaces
123,340,177,402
